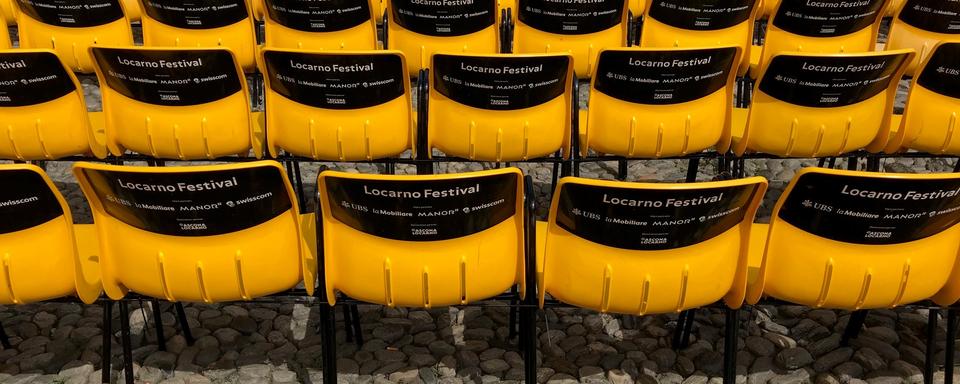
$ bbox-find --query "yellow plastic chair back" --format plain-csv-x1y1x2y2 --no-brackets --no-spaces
427,53,573,161
886,0,960,77
262,0,378,50
540,176,767,314
891,42,960,155
0,0,16,25
15,0,133,73
586,46,742,158
317,168,526,307
757,0,889,73
734,50,913,157
0,15,9,48
513,0,629,77
122,0,140,21
260,49,413,160
73,161,315,303
91,46,261,160
0,49,106,160
250,0,264,20
386,0,500,75
759,0,776,19
138,0,258,72
885,0,903,16
0,164,101,305
747,167,960,309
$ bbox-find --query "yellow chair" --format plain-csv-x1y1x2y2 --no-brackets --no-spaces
262,0,378,50
426,53,574,162
759,0,775,19
385,0,501,75
73,160,316,303
888,42,960,155
0,0,16,25
138,0,258,72
585,46,742,158
885,0,904,16
886,0,960,76
513,0,629,77
90,46,261,160
122,0,140,21
317,167,526,307
629,0,646,19
15,0,133,73
0,164,101,305
250,0,264,20
746,167,960,309
0,14,9,48
733,50,914,158
260,49,413,160
0,49,107,160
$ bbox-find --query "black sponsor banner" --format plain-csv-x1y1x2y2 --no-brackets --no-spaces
0,170,64,234
265,0,371,32
555,182,759,250
593,47,738,105
263,51,405,109
16,0,124,27
433,54,568,110
898,0,960,34
325,173,518,241
772,0,885,37
647,0,755,31
91,48,242,107
778,172,960,245
391,0,495,37
79,167,292,236
141,0,248,29
0,51,76,107
518,0,624,35
917,43,960,99
757,53,908,108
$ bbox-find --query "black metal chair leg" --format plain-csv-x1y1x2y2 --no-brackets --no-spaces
119,301,135,384
320,303,337,384
0,321,10,349
840,310,869,346
685,158,700,183
672,310,694,350
350,305,363,345
521,304,537,384
617,160,628,181
680,309,696,349
926,308,940,384
102,301,113,384
173,302,195,346
724,307,740,384
946,308,957,384
342,305,354,343
150,299,166,351
509,285,519,340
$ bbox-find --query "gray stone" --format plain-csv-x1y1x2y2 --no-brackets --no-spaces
373,325,406,344
676,355,696,376
696,351,724,377
479,348,505,361
777,348,815,370
546,373,578,384
852,337,901,362
272,370,298,384
766,333,798,349
230,316,258,334
480,359,509,374
213,328,241,346
650,348,677,369
813,347,853,373
682,372,709,384
854,348,887,371
807,334,842,358
749,357,776,384
429,341,456,357
770,369,812,384
808,310,838,327
862,327,900,345
33,312,57,329
144,351,177,370
889,360,923,384
18,336,50,352
578,366,604,383
410,354,437,367
833,362,865,381
375,349,406,363
746,336,776,357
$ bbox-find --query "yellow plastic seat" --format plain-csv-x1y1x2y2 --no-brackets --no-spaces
0,49,107,160
0,0,16,25
249,0,264,20
0,164,101,305
886,0,960,77
888,42,960,155
262,0,378,50
585,46,742,158
90,46,261,160
122,0,140,21
733,50,914,158
15,0,133,73
0,14,9,48
260,49,413,160
746,167,960,309
138,0,258,72
386,0,501,75
513,0,629,77
426,53,574,162
629,0,646,18
758,0,775,19
317,168,526,308
539,176,767,314
73,161,316,303
885,0,903,16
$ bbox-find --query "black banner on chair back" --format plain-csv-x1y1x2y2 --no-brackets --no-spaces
778,173,960,245
757,52,910,108
0,51,76,107
264,0,371,32
917,43,960,98
15,0,124,27
0,170,64,234
78,167,292,236
432,54,569,110
324,173,518,241
593,47,739,105
518,0,624,34
554,183,760,250
91,48,243,107
772,0,885,37
141,0,249,29
391,0,496,36
897,0,960,33
263,51,405,109
647,0,755,31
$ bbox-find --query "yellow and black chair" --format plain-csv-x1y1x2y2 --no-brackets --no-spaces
733,50,913,158
886,0,960,76
14,0,133,73
887,42,960,155
260,49,412,160
0,15,9,48
539,176,767,384
0,0,16,25
90,46,262,160
138,0,258,72
0,49,107,160
122,0,140,21
262,0,379,50
512,0,629,77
